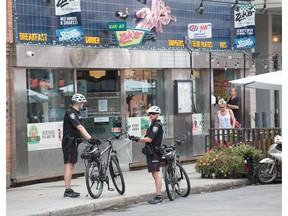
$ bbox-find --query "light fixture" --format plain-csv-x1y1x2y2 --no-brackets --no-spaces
195,0,204,15
231,0,240,12
137,0,147,4
260,0,267,14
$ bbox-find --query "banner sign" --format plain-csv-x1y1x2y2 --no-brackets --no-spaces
55,0,83,43
188,23,212,39
234,4,256,49
115,28,148,48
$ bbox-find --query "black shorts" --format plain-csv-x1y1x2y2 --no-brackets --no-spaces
146,152,161,173
62,141,78,164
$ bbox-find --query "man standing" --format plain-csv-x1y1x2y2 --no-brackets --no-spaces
62,93,99,198
227,88,241,126
129,106,164,204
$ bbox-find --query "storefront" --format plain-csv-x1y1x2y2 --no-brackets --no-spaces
8,0,254,184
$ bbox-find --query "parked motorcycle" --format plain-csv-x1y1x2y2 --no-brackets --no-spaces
255,135,282,184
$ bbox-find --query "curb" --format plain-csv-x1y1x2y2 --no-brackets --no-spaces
30,179,252,216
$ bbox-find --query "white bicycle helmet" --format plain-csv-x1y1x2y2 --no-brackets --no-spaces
147,106,161,114
71,93,87,103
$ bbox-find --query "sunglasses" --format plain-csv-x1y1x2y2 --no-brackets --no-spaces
149,112,158,115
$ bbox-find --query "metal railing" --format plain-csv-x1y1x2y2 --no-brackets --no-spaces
208,128,282,156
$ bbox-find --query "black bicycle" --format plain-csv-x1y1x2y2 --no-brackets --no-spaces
80,131,126,199
158,134,191,201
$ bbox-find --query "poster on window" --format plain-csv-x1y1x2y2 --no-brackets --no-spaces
126,116,166,137
192,113,204,135
27,122,63,151
55,0,83,43
174,80,193,114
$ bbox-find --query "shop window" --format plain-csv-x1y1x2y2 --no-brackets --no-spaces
26,69,74,123
125,69,157,117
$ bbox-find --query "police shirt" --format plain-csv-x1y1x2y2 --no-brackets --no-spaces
62,107,82,139
146,119,163,148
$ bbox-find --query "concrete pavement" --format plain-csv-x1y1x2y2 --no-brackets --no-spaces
6,163,252,216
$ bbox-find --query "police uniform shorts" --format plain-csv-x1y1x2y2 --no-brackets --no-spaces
62,142,78,164
146,152,161,172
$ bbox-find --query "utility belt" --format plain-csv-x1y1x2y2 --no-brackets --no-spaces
65,134,83,149
142,143,161,156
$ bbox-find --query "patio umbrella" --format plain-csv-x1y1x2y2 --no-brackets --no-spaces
229,71,282,90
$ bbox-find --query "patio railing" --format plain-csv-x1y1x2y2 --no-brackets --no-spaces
208,128,282,157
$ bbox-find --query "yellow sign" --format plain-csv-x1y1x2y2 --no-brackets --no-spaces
19,33,47,42
168,40,184,47
85,37,100,44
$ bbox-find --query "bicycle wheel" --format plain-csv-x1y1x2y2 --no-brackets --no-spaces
109,156,125,195
164,161,176,201
85,161,103,199
175,162,191,197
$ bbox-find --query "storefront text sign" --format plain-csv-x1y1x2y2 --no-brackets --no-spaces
115,28,147,48
188,23,212,39
108,22,127,31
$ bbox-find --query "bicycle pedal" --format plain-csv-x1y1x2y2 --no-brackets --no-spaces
108,188,115,191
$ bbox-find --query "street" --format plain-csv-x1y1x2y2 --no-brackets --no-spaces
82,184,281,216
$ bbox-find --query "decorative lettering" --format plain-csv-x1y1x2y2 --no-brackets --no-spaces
235,10,255,22
59,29,80,41
118,30,144,44
19,33,48,42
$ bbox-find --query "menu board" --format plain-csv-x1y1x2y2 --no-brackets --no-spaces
175,80,193,114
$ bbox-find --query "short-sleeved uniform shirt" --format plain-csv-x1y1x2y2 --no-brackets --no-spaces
145,119,163,172
227,96,241,124
62,107,82,164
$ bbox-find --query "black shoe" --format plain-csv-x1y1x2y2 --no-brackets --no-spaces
147,196,164,204
63,189,80,198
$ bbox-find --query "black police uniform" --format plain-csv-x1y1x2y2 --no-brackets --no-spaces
145,119,163,172
62,107,83,164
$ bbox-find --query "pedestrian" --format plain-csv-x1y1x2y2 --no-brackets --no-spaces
128,105,164,204
62,93,100,198
227,87,241,127
216,98,236,129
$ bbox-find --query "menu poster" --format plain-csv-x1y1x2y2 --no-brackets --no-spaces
174,80,193,114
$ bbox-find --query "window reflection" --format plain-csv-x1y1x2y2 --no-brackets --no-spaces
26,69,74,123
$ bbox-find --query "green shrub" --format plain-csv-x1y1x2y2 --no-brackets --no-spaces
195,143,263,179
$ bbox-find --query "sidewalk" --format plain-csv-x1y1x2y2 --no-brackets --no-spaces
6,163,252,216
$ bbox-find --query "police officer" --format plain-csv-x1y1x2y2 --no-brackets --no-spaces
129,105,164,204
62,93,99,198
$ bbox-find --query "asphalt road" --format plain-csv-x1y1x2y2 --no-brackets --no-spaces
83,183,282,216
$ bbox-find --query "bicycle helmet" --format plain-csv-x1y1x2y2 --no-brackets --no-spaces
71,93,87,103
147,106,161,114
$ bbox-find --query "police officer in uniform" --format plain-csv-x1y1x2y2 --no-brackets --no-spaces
62,93,99,198
129,106,164,204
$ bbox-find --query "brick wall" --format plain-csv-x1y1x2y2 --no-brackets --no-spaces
6,0,14,187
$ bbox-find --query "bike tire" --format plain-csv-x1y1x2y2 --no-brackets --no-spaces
175,162,191,197
255,163,278,184
164,161,176,201
85,161,104,199
109,156,125,195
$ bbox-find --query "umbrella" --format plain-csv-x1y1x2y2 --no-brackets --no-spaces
229,71,282,90
27,89,48,103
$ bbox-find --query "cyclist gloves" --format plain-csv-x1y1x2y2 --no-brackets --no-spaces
128,135,140,142
88,138,101,146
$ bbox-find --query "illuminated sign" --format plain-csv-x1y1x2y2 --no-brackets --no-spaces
115,28,147,48
188,23,212,39
107,22,127,31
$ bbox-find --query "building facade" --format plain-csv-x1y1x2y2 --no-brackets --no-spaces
6,0,281,187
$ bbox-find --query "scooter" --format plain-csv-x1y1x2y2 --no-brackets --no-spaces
255,135,282,184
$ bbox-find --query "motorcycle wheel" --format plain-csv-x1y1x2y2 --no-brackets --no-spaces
255,163,278,184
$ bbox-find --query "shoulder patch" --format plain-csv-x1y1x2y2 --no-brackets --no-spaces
69,113,76,119
152,126,158,133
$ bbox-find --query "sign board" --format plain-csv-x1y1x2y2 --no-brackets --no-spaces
188,23,212,39
107,22,127,31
